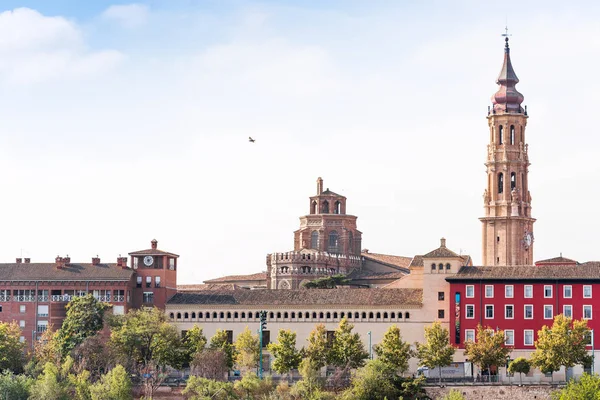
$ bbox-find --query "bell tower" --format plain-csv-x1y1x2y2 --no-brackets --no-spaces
480,37,535,266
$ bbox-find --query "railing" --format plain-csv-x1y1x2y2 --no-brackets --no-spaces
13,295,35,302
38,295,49,302
94,295,111,302
0,295,10,302
112,295,125,302
36,326,48,333
38,313,49,317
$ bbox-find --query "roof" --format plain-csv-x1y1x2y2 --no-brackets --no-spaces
409,256,424,268
347,270,407,281
422,246,461,258
447,264,600,282
204,271,268,284
128,248,179,257
167,288,423,307
177,283,244,291
535,256,578,265
361,252,412,270
319,188,344,197
0,263,134,282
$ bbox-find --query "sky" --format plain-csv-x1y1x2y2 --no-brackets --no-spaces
1,0,599,284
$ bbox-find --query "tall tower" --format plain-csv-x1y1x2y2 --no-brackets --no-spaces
480,38,535,266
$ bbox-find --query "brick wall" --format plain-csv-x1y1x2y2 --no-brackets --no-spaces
425,385,557,400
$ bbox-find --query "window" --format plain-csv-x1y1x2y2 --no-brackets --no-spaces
311,231,319,249
564,285,572,298
19,336,25,343
136,277,142,288
498,125,503,144
485,285,494,298
544,285,552,298
431,263,436,271
498,173,504,194
19,320,25,328
169,258,175,270
505,305,514,319
0,305,2,312
133,257,139,269
37,305,49,317
405,312,410,319
155,276,161,288
466,305,474,319
524,330,534,346
465,329,475,343
584,305,592,320
485,305,494,319
445,263,451,270
510,125,515,145
584,285,592,298
143,292,154,304
19,305,26,313
262,330,270,347
505,285,514,298
438,263,443,270
505,330,514,346
524,305,533,319
438,292,445,301
544,305,553,319
146,276,152,288
510,172,516,190
328,231,339,253
524,285,533,298
563,305,572,318
37,321,48,333
112,305,125,315
466,285,474,298
438,310,445,319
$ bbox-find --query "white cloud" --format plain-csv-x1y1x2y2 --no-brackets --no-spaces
0,8,123,84
102,4,149,28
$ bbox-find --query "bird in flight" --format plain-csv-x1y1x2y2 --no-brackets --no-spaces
249,137,256,143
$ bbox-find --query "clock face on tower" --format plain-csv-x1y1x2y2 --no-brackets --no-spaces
523,232,534,249
143,256,154,266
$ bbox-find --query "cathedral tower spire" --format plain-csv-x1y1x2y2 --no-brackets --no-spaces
480,37,535,266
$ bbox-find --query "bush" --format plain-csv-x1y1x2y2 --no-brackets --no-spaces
442,389,466,400
551,373,600,399
0,371,33,400
233,373,274,398
183,376,236,400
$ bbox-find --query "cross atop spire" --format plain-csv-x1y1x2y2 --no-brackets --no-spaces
491,35,524,114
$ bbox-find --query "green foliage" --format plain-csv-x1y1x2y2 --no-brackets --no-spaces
89,365,132,400
464,325,511,378
329,318,369,369
267,329,302,376
303,274,350,289
109,307,184,370
183,376,236,400
56,295,111,359
442,389,466,400
183,325,207,365
210,330,236,370
508,357,531,385
233,373,274,399
531,315,591,379
67,369,92,400
416,321,455,383
0,321,26,373
30,362,69,400
340,359,397,400
192,349,229,380
551,373,600,400
373,324,413,374
0,370,33,400
290,358,327,400
234,327,260,371
305,324,329,369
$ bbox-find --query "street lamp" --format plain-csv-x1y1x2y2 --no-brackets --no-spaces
367,331,372,359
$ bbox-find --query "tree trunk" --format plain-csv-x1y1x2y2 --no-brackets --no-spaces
439,367,442,385
519,372,522,385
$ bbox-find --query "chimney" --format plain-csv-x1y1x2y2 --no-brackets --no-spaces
317,177,323,195
55,256,65,269
24,258,30,264
151,239,158,250
117,256,128,269
63,255,71,265
362,249,369,254
440,238,447,248
92,256,101,266
16,258,22,264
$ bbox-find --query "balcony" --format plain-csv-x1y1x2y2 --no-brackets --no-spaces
112,295,125,302
0,295,9,302
37,295,49,302
94,295,111,302
38,313,49,317
13,295,35,302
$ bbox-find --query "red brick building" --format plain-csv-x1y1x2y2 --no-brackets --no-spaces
0,239,178,348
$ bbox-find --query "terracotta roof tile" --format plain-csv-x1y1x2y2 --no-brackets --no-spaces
409,256,424,268
361,252,412,270
347,270,407,281
167,288,423,306
177,284,243,291
422,246,461,258
204,271,267,284
447,264,600,281
128,248,179,257
0,263,133,281
535,256,578,265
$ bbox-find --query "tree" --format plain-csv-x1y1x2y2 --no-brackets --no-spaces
56,295,111,358
291,358,328,400
464,325,511,382
29,362,69,400
192,349,229,380
442,389,466,400
329,318,369,369
340,359,398,400
108,307,184,371
234,327,260,372
71,335,113,379
89,365,132,400
233,373,274,399
305,324,330,369
531,315,591,381
551,373,600,399
0,371,33,400
373,324,413,374
416,321,456,384
507,357,531,385
183,376,235,400
33,326,61,370
209,330,236,371
267,329,302,378
303,274,350,289
0,321,26,372
183,325,208,365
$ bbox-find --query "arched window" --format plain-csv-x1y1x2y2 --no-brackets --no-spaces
213,312,217,318
269,312,274,319
334,201,341,214
313,312,317,319
241,312,246,319
311,231,319,250
277,312,281,318
176,313,182,319
311,200,317,214
438,263,443,270
362,312,367,318
234,312,238,318
340,312,345,319
376,312,381,319
391,312,396,319
305,312,310,318
348,231,354,253
383,312,388,319
398,312,402,319
405,312,410,319
191,312,196,319
220,312,225,318
284,312,289,319
227,312,231,319
445,263,451,270
498,125,503,144
184,312,189,319
369,312,374,319
326,312,331,319
291,312,295,319
328,231,339,253
319,312,324,319
333,312,338,319
511,172,516,190
169,313,174,319
322,201,329,214
510,125,515,145
354,312,359,318
431,263,436,271
498,173,504,194
198,312,203,319
255,311,260,318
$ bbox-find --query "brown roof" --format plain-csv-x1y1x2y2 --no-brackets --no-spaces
422,246,461,258
361,252,412,270
409,256,424,268
0,263,134,282
128,248,179,257
347,270,407,281
177,284,243,291
167,288,423,306
447,264,600,281
204,271,267,284
535,256,578,265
